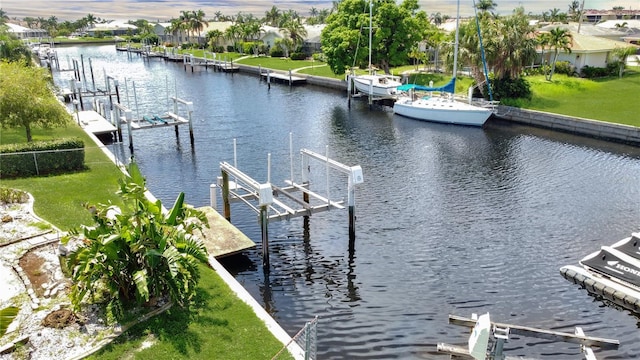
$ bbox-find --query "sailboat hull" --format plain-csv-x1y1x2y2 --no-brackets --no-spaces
352,75,401,97
393,96,492,127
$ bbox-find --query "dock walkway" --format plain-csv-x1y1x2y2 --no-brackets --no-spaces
197,206,255,258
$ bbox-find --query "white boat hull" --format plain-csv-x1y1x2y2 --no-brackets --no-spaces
393,96,492,127
353,75,401,97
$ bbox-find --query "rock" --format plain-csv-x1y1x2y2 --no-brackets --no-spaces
2,214,13,223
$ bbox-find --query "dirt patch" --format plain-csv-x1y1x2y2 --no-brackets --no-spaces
19,251,50,297
42,308,82,329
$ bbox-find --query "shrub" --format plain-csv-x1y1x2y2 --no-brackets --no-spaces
0,188,29,204
290,52,307,60
488,77,532,100
0,138,85,178
270,47,284,58
227,45,235,52
554,61,576,76
312,53,327,62
581,64,617,78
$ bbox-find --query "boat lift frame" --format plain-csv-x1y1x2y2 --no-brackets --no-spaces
211,136,364,270
438,314,619,360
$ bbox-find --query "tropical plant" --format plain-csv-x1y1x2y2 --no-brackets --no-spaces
0,28,32,65
0,306,19,338
546,27,572,81
611,46,638,78
62,162,209,321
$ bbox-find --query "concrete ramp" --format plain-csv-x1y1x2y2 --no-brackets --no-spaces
197,206,255,258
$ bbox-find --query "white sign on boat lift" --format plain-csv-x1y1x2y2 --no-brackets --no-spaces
211,135,364,270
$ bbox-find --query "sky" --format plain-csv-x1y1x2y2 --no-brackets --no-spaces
1,0,639,22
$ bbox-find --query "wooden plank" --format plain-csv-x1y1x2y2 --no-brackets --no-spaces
448,315,619,350
196,206,255,258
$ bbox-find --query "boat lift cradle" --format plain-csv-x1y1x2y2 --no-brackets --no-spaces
437,313,619,360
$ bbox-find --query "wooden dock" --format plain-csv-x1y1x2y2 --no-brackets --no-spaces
261,71,306,85
197,206,255,258
76,110,117,136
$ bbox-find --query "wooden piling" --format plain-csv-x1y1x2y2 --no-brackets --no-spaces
221,170,231,221
260,205,270,270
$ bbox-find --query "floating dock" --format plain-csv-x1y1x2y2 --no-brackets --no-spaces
197,206,256,258
561,232,640,315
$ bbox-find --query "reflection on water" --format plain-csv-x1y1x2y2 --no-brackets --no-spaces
53,45,640,359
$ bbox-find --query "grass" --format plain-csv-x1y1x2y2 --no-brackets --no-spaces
1,123,296,359
89,264,292,360
506,69,640,127
0,124,124,230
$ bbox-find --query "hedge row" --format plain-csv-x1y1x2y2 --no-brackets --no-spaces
0,138,85,178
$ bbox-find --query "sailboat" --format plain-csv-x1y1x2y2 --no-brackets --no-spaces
352,2,402,97
392,0,494,127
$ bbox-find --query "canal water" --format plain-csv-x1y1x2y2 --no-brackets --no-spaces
52,45,640,359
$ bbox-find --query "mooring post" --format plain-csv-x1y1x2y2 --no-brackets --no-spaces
368,78,373,107
258,183,273,270
221,170,231,221
186,101,194,146
113,79,121,105
76,81,84,110
301,151,310,204
125,109,133,153
348,166,363,249
347,74,352,109
260,205,270,270
267,70,271,90
289,69,292,86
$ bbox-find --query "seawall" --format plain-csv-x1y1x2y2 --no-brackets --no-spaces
495,106,640,146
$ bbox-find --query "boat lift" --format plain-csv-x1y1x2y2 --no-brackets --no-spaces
210,135,364,270
437,313,619,360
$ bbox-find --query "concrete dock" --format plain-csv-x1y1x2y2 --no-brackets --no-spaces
197,206,256,258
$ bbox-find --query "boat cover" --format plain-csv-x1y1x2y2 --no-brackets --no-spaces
580,246,640,289
397,77,456,93
613,234,640,259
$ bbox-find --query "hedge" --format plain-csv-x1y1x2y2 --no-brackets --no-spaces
0,138,85,178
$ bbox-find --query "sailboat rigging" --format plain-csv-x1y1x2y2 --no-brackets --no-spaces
352,1,402,97
392,0,496,126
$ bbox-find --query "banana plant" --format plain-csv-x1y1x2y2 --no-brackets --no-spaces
62,162,209,320
0,306,19,338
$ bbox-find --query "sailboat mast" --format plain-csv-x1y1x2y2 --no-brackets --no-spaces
368,1,373,74
453,0,460,79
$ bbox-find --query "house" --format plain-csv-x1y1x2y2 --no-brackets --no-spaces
583,9,640,22
537,29,639,72
5,23,48,39
86,20,137,36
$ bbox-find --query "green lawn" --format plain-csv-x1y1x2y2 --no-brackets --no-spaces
1,125,124,230
89,263,292,360
1,124,295,359
510,70,640,126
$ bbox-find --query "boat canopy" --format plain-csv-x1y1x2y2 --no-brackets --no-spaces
397,77,456,93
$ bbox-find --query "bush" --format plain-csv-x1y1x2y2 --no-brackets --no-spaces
312,53,327,62
488,77,532,100
0,138,85,178
581,64,617,78
227,45,235,52
554,61,576,76
270,47,284,58
290,52,307,60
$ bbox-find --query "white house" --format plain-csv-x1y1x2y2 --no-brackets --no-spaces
87,21,137,36
5,23,48,39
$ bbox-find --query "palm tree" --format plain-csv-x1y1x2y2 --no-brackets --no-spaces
611,46,638,78
179,10,194,43
206,29,223,50
264,6,281,27
190,9,208,47
214,11,223,21
546,27,572,81
430,12,443,26
280,17,307,54
536,31,552,68
85,13,96,29
476,0,497,13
